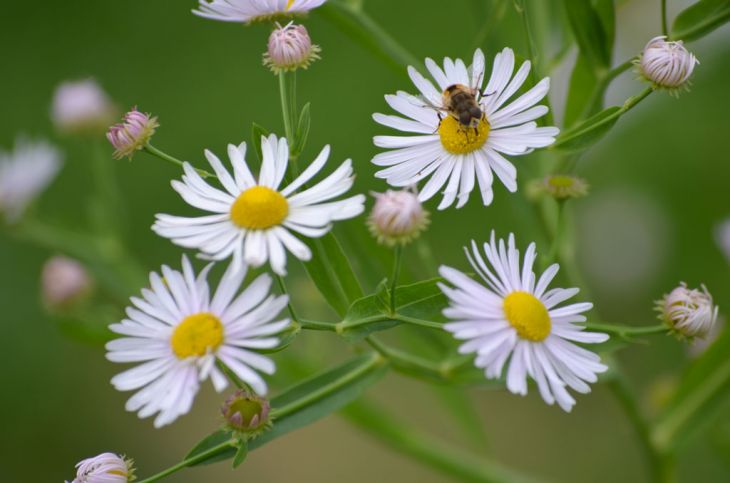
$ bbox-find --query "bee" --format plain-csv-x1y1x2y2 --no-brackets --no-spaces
442,83,485,130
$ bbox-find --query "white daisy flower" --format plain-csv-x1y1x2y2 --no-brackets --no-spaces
194,0,327,24
439,232,609,411
0,138,62,223
372,48,559,210
152,134,365,276
106,256,289,428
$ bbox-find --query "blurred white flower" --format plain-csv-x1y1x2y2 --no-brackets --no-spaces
263,22,321,74
368,189,429,246
439,232,608,412
152,134,365,275
51,79,116,134
637,36,698,94
194,0,327,23
0,138,62,222
69,452,133,483
657,282,718,339
106,256,289,427
41,256,94,310
372,47,558,210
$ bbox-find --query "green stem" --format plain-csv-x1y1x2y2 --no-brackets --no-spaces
299,318,338,331
278,71,296,143
585,323,668,338
137,439,237,483
276,274,299,322
516,0,554,126
143,144,213,178
545,200,565,266
365,336,452,382
216,359,248,390
11,219,145,302
318,0,420,73
272,352,386,419
652,356,730,453
661,0,669,36
389,245,403,314
90,137,124,237
341,399,539,483
608,367,669,483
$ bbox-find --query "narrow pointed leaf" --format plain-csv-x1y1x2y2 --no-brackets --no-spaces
671,0,730,41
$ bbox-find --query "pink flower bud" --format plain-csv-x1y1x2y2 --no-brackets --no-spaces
52,79,117,134
638,36,698,93
263,23,321,74
70,452,134,483
41,256,93,310
368,190,430,246
656,282,718,339
106,107,159,159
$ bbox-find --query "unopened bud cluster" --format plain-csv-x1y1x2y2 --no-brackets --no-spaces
656,282,718,339
368,190,429,247
637,36,698,94
106,108,159,160
263,23,321,74
221,389,271,438
529,175,589,201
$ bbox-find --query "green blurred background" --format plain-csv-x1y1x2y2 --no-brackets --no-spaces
1,0,729,481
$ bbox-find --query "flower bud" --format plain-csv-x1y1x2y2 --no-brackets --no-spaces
368,190,429,247
528,175,589,201
656,282,718,339
41,256,94,311
221,389,271,437
263,23,321,74
637,36,698,93
70,452,134,483
106,108,159,160
52,79,117,135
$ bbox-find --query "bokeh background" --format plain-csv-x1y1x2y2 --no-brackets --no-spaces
1,0,729,481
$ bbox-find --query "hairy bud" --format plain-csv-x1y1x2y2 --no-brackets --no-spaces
263,23,321,74
106,108,159,160
656,282,718,339
69,452,134,483
368,190,429,247
637,36,698,94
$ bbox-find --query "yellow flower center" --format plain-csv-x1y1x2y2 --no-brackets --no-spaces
230,186,289,229
438,115,490,154
171,312,224,359
286,0,295,10
503,291,551,342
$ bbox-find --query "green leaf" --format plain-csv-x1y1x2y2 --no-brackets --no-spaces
232,442,248,468
593,0,615,54
339,278,447,342
185,354,387,467
291,103,311,157
671,0,730,42
552,106,621,152
251,122,270,163
184,430,235,467
563,56,603,127
250,353,387,450
317,1,420,75
302,233,363,317
652,326,730,452
562,0,611,70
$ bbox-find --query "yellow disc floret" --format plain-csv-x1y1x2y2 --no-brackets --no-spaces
438,115,490,154
230,186,289,229
503,291,551,342
171,312,224,359
286,0,295,10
